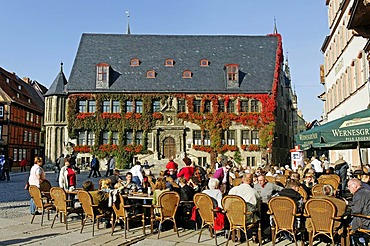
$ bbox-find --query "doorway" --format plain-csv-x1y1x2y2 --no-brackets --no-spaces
163,137,176,159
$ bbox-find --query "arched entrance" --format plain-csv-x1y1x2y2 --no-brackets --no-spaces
163,137,176,159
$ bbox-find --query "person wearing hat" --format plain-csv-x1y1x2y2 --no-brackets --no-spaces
177,156,194,181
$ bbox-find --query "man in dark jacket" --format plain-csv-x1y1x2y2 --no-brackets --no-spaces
348,178,370,232
278,180,303,212
334,154,349,193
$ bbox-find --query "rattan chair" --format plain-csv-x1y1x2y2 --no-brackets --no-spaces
50,187,83,229
232,178,242,187
268,196,301,246
275,175,288,187
265,176,276,184
311,183,326,197
78,190,106,236
318,174,340,184
111,193,144,238
304,198,345,245
154,191,180,239
222,195,261,246
193,193,221,245
350,213,370,245
297,186,308,202
29,185,55,226
317,177,339,190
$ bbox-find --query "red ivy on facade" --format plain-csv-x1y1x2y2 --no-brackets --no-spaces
73,145,91,153
101,112,122,119
76,112,94,119
152,112,164,120
241,144,260,152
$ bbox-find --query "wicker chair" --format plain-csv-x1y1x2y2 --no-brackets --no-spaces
318,174,340,184
40,179,52,202
275,175,288,187
318,178,339,191
222,195,261,246
154,191,180,239
78,190,106,236
50,187,83,229
193,193,221,245
29,185,55,226
350,213,370,245
265,176,276,184
232,178,242,187
311,184,326,197
304,198,345,245
111,193,145,238
268,196,301,246
297,186,308,202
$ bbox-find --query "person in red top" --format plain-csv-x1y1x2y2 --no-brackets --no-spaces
166,157,178,180
177,156,194,181
20,158,27,172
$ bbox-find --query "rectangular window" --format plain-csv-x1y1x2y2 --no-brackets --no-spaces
136,131,143,145
13,149,17,162
126,131,133,145
193,130,202,145
30,113,34,122
24,131,28,142
204,100,211,113
78,131,86,145
247,156,256,166
220,130,226,145
252,130,259,145
78,100,87,113
88,100,96,113
102,131,109,145
204,130,211,145
227,130,235,145
242,130,250,145
227,100,235,113
34,133,37,143
240,100,249,112
26,112,30,121
112,100,120,113
18,149,22,162
87,131,95,146
153,100,161,112
218,100,225,112
136,100,143,113
97,66,108,82
193,100,201,113
0,106,4,117
36,115,39,124
250,99,259,112
28,131,32,142
177,99,186,113
126,101,133,112
102,100,110,113
112,131,119,145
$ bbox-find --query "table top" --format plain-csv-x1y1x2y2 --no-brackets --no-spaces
124,193,153,200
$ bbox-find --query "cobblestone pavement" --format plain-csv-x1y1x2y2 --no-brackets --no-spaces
0,169,330,245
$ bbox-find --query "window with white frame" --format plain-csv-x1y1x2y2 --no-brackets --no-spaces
126,101,133,112
26,112,30,121
126,131,133,145
136,100,143,113
152,100,161,112
0,106,3,117
102,131,109,145
24,131,28,142
34,133,37,143
88,100,96,113
13,149,17,161
193,130,202,145
78,131,86,145
18,149,22,162
135,131,143,145
102,100,110,113
36,115,39,124
28,131,32,142
193,100,201,113
87,131,95,146
177,99,186,113
251,130,259,145
112,100,120,113
227,130,235,145
112,131,119,145
204,131,211,145
242,130,250,145
23,149,26,159
78,100,87,113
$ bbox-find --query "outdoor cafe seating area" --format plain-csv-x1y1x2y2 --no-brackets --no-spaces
26,164,370,246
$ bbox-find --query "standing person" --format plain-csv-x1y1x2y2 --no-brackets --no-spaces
177,156,194,181
28,157,47,215
334,154,349,194
165,157,178,180
213,161,231,194
129,161,143,187
20,158,27,172
87,155,101,178
0,155,10,181
310,156,323,179
105,155,115,177
59,157,77,190
55,154,64,182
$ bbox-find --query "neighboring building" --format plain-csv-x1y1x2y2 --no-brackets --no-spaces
0,67,45,167
45,33,297,167
320,0,370,166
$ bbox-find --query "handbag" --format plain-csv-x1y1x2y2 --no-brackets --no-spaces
24,181,30,190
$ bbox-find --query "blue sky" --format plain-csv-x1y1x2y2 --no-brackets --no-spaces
0,0,328,122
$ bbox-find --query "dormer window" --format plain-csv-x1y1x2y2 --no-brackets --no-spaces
146,70,156,78
130,58,140,66
18,85,22,90
96,63,109,82
225,64,239,88
200,59,209,67
165,59,174,67
182,70,192,78
6,78,9,83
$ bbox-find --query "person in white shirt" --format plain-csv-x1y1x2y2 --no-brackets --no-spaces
28,157,47,215
310,156,323,178
229,173,260,222
129,161,143,187
202,178,223,208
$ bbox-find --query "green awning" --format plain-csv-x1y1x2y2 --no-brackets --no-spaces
296,108,370,150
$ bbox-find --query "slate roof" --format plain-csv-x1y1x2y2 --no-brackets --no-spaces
67,34,280,94
45,64,67,96
0,67,44,113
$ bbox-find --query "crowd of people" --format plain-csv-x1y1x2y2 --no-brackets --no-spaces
25,153,370,245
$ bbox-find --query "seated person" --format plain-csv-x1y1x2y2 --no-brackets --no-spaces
82,180,112,219
202,178,223,208
278,180,303,212
188,176,201,193
152,177,170,215
254,174,282,204
100,178,112,193
177,157,194,182
109,169,122,188
118,172,139,194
